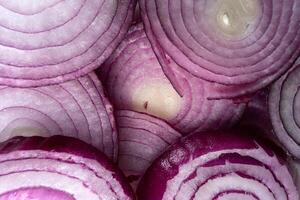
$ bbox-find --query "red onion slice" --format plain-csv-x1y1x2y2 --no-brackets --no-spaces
99,23,245,134
139,0,300,98
0,135,134,200
0,0,135,87
0,73,117,160
116,110,182,189
269,61,300,159
137,130,298,200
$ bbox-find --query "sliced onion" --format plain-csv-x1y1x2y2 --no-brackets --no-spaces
139,0,300,98
137,130,298,200
0,73,117,160
116,110,181,189
269,61,300,159
99,23,245,134
0,135,134,200
0,0,135,87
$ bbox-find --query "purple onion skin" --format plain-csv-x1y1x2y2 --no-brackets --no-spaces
0,135,135,200
137,130,298,200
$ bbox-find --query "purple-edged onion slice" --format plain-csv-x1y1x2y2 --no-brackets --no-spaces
139,0,300,98
116,110,182,189
0,73,117,160
137,130,298,200
0,0,135,87
99,23,245,134
269,61,300,159
0,135,134,200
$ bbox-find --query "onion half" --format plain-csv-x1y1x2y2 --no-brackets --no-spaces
0,135,134,200
139,0,300,98
137,130,298,200
269,61,300,159
0,0,135,87
0,73,117,160
116,110,181,189
99,23,245,134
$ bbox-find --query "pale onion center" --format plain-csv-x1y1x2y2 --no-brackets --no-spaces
214,0,259,39
132,82,182,120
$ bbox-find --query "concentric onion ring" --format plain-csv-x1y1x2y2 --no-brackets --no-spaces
0,73,117,160
0,0,135,87
139,0,300,98
137,130,298,200
269,62,300,159
99,23,245,134
0,135,134,200
116,110,181,189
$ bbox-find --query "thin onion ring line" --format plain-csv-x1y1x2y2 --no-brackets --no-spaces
110,47,153,100
0,170,100,198
187,172,273,200
116,111,181,136
86,74,116,159
293,87,300,129
118,153,153,163
102,30,146,85
171,78,205,132
106,37,153,87
0,106,63,135
186,168,279,200
149,0,298,77
76,79,102,151
179,169,277,200
1,117,51,137
161,146,286,199
158,0,284,67
118,126,172,146
278,69,300,145
0,3,133,85
0,0,87,34
212,190,259,200
118,118,178,142
198,0,265,45
191,0,266,48
0,0,130,68
0,0,106,51
119,136,169,152
0,156,123,198
31,87,80,138
0,0,64,15
58,83,91,141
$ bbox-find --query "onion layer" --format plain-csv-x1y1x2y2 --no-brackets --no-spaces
139,0,300,98
269,62,300,159
0,73,117,160
0,135,134,200
99,23,245,134
137,130,298,200
116,110,181,189
0,0,135,87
